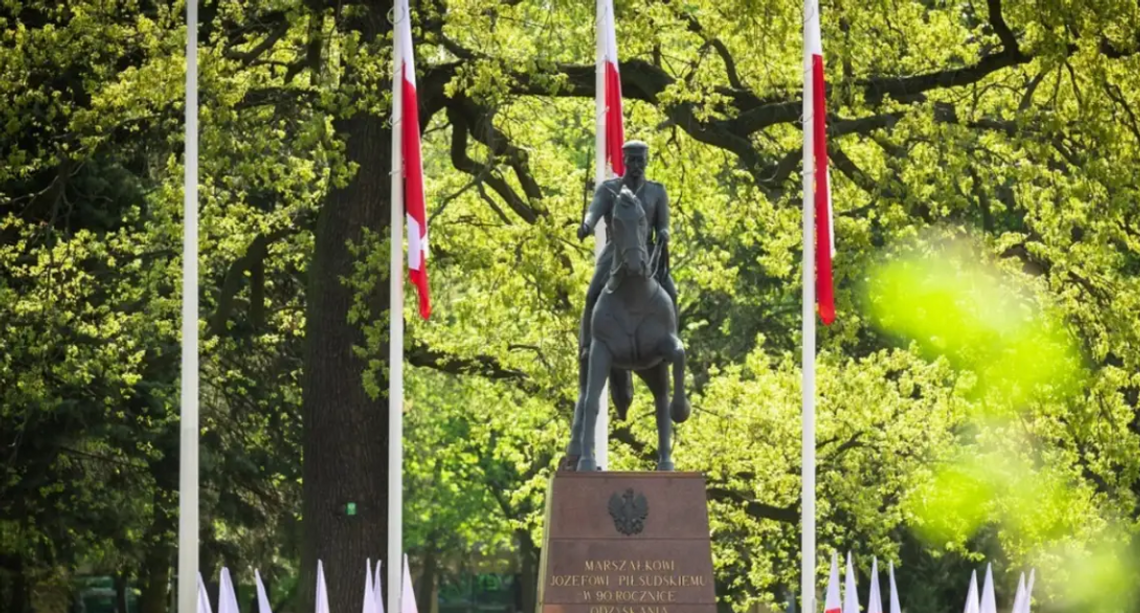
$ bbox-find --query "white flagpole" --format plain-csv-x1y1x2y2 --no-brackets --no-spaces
388,3,407,613
801,0,818,609
178,1,200,612
593,0,610,470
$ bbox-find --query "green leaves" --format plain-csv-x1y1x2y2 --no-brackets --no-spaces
7,0,1140,610
865,239,1083,407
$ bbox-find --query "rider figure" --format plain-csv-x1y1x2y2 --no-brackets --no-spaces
576,140,677,357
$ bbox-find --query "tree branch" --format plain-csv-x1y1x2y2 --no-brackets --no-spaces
667,4,745,90
225,17,291,65
457,98,546,208
208,226,300,338
860,48,1028,104
407,343,536,393
446,102,540,224
986,0,1021,56
1103,80,1140,144
235,87,317,110
705,487,798,524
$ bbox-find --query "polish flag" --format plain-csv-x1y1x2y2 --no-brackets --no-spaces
402,554,419,613
364,559,378,613
315,560,330,613
980,564,997,613
824,552,842,613
218,568,239,613
394,0,430,319
888,562,901,613
254,569,273,613
597,0,625,177
963,569,980,613
197,574,213,613
804,0,835,324
1011,572,1026,613
842,553,859,613
867,557,883,613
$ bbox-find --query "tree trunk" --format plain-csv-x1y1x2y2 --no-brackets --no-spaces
517,530,540,613
6,555,29,613
301,1,394,612
114,570,129,613
137,543,171,613
200,522,219,606
140,447,176,613
417,546,438,613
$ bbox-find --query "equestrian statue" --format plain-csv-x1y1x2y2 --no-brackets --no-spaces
565,140,690,471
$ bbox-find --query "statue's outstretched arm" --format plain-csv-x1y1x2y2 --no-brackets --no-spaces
579,182,615,239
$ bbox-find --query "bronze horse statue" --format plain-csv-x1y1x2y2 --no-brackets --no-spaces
567,186,690,471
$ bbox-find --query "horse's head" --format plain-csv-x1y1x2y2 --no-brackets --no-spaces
610,186,650,278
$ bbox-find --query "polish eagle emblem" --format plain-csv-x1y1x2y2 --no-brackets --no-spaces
608,488,649,536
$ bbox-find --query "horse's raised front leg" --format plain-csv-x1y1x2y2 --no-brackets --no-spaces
637,364,674,471
664,334,690,423
577,341,614,471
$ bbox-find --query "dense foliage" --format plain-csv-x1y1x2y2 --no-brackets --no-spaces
4,0,1140,612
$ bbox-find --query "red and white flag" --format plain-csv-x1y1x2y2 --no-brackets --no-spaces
364,559,379,613
804,0,835,324
889,562,901,613
824,552,842,613
1011,572,1026,613
980,564,997,613
867,556,884,613
315,560,330,613
197,573,213,613
963,569,980,613
394,0,431,319
597,0,625,177
254,569,273,613
401,554,419,613
843,553,859,613
592,0,626,470
218,568,240,613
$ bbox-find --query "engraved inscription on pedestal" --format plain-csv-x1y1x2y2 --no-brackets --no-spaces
537,472,716,613
543,541,714,607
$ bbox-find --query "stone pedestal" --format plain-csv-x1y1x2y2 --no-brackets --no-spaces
537,471,717,613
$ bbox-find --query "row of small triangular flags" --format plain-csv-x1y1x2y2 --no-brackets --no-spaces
962,564,1036,613
822,553,1035,613
196,555,418,613
195,567,269,613
823,552,899,613
360,556,418,613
